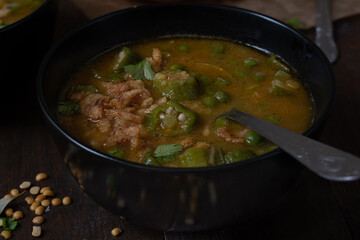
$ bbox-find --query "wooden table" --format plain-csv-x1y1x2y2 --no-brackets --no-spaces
1,1,360,239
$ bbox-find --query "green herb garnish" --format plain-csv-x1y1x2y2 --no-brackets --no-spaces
107,149,125,158
107,74,123,82
285,18,304,29
58,102,79,115
0,218,18,232
153,144,183,163
244,59,259,69
124,59,155,81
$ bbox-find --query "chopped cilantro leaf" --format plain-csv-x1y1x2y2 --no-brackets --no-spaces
153,144,183,163
0,218,18,232
124,59,155,81
107,149,125,158
58,101,79,115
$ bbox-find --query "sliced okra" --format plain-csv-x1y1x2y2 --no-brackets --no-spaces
147,100,197,136
178,147,208,167
153,70,200,101
113,46,141,72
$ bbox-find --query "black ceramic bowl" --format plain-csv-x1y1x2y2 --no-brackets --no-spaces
1,0,58,101
37,3,335,231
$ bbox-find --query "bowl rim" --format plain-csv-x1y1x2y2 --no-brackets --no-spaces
37,2,336,174
0,0,54,34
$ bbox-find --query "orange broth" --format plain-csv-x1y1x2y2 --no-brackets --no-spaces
58,38,313,167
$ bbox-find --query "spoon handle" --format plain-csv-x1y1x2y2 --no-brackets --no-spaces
224,108,360,181
315,0,338,63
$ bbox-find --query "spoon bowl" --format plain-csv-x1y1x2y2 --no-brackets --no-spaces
221,108,360,181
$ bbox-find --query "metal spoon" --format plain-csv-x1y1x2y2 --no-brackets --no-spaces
315,0,338,63
220,108,360,181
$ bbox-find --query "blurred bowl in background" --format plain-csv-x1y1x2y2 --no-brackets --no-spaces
1,0,58,104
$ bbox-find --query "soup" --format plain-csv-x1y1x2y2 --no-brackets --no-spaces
0,0,44,28
58,37,313,167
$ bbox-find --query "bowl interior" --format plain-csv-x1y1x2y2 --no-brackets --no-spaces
39,3,335,140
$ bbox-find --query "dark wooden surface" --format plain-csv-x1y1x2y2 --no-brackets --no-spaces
1,1,360,239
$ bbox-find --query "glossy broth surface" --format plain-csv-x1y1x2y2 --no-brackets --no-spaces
58,38,313,167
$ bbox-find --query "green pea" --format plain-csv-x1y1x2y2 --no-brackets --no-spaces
214,91,230,103
215,77,229,87
244,59,259,69
245,131,264,147
254,72,265,82
265,115,279,124
214,116,229,128
202,96,217,107
233,69,247,78
170,64,185,71
179,45,190,52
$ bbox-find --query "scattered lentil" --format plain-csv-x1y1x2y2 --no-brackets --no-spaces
35,173,48,182
30,186,41,195
10,188,19,197
43,189,55,197
3,194,12,198
19,181,31,190
62,197,72,205
30,202,41,211
32,226,42,237
41,199,51,207
0,230,11,239
51,198,61,206
35,194,46,202
4,208,13,217
40,187,51,194
35,206,45,215
13,210,24,220
32,216,45,225
111,228,122,237
25,196,35,205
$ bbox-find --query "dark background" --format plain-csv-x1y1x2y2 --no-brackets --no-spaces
1,0,360,239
